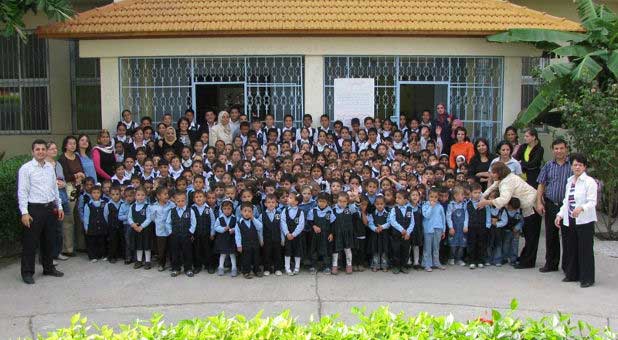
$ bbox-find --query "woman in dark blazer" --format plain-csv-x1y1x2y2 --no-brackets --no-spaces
514,128,544,189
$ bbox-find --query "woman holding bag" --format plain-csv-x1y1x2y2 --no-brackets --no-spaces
58,136,85,257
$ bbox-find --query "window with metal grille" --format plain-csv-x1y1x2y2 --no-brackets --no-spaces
521,57,550,110
0,34,49,133
70,41,101,132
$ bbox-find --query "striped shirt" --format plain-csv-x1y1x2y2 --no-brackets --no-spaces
568,182,576,217
537,158,572,204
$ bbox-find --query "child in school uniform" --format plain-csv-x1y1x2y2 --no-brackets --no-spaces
118,187,135,264
497,198,524,267
128,186,153,269
446,186,469,266
409,190,424,269
235,202,264,279
150,186,175,271
307,192,335,274
261,194,284,276
192,190,216,274
388,190,415,274
104,186,125,263
331,192,358,275
83,185,108,262
367,195,390,272
165,191,196,277
214,200,238,277
353,194,368,271
466,183,491,269
487,191,504,267
280,192,305,276
421,188,446,272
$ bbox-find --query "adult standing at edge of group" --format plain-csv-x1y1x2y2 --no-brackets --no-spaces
18,140,65,284
448,126,475,169
504,126,521,156
555,153,597,288
91,129,115,182
46,141,69,262
514,128,544,189
58,136,85,257
537,138,572,273
478,162,540,268
77,134,97,181
209,111,234,147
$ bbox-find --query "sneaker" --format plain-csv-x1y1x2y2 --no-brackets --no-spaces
437,265,446,270
448,259,455,265
495,263,503,267
90,259,98,263
231,268,238,277
53,260,58,266
469,264,476,269
425,267,433,272
458,261,466,267
193,267,202,275
263,270,271,276
217,267,225,276
144,262,152,270
286,270,294,276
293,268,300,275
244,272,253,279
275,270,283,276
309,267,317,273
102,257,108,261
484,262,491,267
186,271,194,277
170,271,179,277
255,271,263,278
133,261,143,269
322,267,331,274
345,265,353,274
158,265,166,272
478,263,484,268
56,254,69,261
331,266,338,275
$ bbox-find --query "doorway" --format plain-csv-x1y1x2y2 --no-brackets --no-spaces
194,83,244,126
398,82,449,120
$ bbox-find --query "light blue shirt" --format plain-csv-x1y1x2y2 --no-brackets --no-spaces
165,206,197,235
103,200,123,224
83,200,103,232
234,217,264,247
388,203,415,234
306,206,336,223
149,201,176,236
367,209,391,232
280,206,305,237
421,202,446,233
497,208,524,231
78,153,97,181
214,214,236,233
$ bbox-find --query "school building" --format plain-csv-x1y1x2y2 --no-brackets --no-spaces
1,0,617,156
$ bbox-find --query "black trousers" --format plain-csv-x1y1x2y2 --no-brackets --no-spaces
170,234,193,272
156,236,169,267
543,199,562,270
563,220,595,284
193,234,215,270
390,232,410,268
519,212,542,267
241,245,261,274
467,226,488,265
352,238,367,266
21,203,56,279
262,240,282,272
86,234,107,260
108,228,124,260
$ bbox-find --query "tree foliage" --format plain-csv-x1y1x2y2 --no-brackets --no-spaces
0,0,73,40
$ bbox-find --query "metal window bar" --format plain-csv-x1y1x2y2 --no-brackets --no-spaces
521,56,550,110
324,56,504,144
0,33,50,134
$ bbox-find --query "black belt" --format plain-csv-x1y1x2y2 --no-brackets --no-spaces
28,202,56,209
544,197,560,207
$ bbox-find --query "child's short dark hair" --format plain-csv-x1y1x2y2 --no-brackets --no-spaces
265,193,277,202
240,202,253,211
173,190,186,198
91,185,102,193
316,192,330,203
221,200,234,208
470,183,483,192
110,185,121,193
508,197,521,210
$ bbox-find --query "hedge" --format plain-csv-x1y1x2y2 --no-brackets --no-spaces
38,300,616,339
0,155,30,251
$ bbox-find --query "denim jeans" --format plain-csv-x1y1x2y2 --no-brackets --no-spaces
422,231,442,268
503,230,519,264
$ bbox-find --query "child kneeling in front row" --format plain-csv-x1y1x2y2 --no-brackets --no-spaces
235,202,264,279
421,188,446,272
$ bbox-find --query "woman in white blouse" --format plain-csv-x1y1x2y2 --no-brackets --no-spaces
555,153,597,288
209,111,233,147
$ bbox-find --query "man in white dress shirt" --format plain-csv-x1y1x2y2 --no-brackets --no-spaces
17,139,65,284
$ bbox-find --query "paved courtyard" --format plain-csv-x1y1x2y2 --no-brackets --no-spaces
1,229,617,339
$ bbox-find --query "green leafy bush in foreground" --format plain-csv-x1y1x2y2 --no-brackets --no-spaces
37,300,615,339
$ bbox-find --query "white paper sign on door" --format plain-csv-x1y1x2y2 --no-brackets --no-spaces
334,78,375,127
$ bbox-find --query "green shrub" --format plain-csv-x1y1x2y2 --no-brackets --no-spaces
37,300,615,339
0,155,30,250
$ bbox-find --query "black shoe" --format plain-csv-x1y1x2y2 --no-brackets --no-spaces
124,259,132,265
193,267,201,275
207,268,216,274
514,264,533,269
134,261,143,269
562,277,577,282
22,276,35,284
43,268,64,277
392,267,400,274
109,258,117,264
400,267,409,274
539,266,558,273
144,262,152,270
170,271,179,277
580,282,594,288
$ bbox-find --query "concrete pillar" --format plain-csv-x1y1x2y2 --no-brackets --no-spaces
502,56,523,131
304,55,324,125
48,39,72,135
99,57,120,132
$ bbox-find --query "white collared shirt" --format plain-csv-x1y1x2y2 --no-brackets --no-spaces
558,172,598,226
18,158,62,215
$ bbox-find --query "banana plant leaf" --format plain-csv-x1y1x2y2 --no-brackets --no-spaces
572,55,603,82
487,29,588,46
607,50,618,78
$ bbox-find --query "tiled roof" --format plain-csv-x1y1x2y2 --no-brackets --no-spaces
38,0,583,39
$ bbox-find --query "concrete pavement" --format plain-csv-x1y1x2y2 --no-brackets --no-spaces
1,236,617,339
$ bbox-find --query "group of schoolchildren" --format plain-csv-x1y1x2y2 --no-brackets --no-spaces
75,110,525,279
